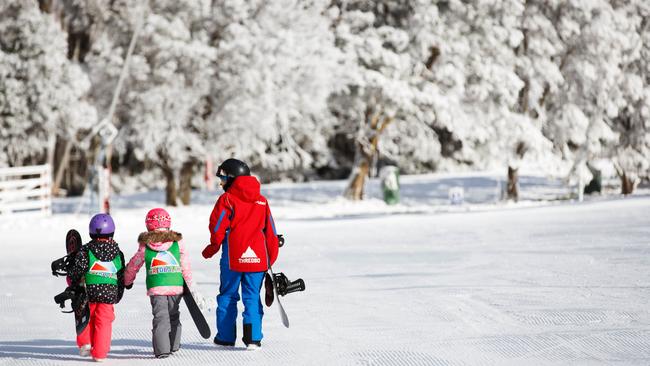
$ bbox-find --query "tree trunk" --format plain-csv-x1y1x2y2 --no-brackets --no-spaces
69,31,91,63
344,156,371,200
53,139,74,196
47,134,56,170
344,111,394,200
621,172,634,195
584,162,602,195
179,161,193,205
163,166,177,206
38,0,53,13
507,166,519,202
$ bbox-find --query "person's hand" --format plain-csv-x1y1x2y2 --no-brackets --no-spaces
202,244,219,259
190,287,214,312
278,234,285,247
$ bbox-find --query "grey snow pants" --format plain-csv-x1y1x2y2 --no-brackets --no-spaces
150,295,182,356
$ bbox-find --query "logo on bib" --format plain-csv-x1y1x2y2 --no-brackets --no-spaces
89,261,118,279
238,246,261,264
149,251,181,275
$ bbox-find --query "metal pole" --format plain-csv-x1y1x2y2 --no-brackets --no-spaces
97,6,147,213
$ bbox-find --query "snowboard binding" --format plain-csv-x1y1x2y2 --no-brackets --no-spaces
273,272,305,296
54,285,87,313
264,272,305,307
51,254,74,277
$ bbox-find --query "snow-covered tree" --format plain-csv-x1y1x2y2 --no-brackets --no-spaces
609,0,650,193
540,0,643,193
329,1,438,200
413,0,557,200
0,1,96,168
206,0,343,181
86,0,216,205
3,0,649,202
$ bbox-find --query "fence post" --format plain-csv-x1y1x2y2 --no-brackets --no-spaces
44,164,52,215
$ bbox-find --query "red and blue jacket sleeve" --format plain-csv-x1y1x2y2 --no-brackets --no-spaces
203,195,232,259
264,201,279,266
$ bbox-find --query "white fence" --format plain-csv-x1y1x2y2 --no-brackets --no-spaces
0,164,52,216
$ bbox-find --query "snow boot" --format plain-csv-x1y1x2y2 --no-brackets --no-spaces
213,338,235,348
79,344,91,357
243,324,261,350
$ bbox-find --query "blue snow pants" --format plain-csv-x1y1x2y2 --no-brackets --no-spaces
215,241,265,344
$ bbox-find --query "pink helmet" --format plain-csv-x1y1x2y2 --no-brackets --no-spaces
145,208,171,231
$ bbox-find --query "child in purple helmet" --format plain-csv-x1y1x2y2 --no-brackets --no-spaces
69,213,126,362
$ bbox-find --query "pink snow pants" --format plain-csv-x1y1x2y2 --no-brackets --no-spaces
76,303,115,359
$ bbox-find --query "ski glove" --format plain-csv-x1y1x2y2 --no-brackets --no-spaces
190,288,214,313
202,244,220,259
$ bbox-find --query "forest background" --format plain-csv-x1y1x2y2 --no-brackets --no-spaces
1,0,649,205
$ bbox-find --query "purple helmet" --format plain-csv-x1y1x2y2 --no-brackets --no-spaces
89,213,115,238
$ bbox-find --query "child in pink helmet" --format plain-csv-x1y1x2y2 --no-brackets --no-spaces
124,208,195,358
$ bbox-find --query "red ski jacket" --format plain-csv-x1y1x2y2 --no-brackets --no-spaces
203,176,279,272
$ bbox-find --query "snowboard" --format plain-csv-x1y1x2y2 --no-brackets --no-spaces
263,234,290,328
182,282,211,339
265,267,290,328
51,229,90,335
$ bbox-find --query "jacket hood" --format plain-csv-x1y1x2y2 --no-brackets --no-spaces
138,230,182,251
87,239,120,261
228,176,262,202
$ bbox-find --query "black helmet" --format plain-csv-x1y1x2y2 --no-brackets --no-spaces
217,158,250,191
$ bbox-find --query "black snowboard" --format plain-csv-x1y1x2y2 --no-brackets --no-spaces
51,229,90,335
182,282,211,339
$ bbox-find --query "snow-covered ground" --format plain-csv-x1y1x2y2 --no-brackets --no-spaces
1,174,649,365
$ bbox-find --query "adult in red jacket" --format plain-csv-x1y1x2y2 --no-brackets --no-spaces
202,159,279,350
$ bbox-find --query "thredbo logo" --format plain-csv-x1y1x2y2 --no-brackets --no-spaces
239,246,261,264
149,251,181,275
89,261,118,279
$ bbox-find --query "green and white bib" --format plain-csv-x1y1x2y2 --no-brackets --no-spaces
85,249,122,286
144,241,183,289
